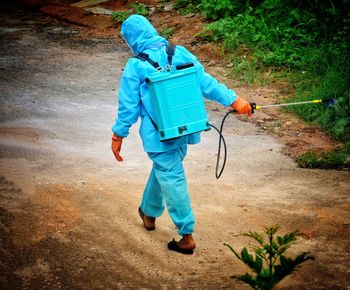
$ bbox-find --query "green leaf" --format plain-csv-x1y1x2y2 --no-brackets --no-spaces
235,273,259,289
111,11,130,23
224,243,242,262
255,256,263,273
264,225,279,238
243,231,265,245
259,267,271,279
241,248,254,265
278,231,299,246
130,3,148,16
294,252,315,265
274,252,314,283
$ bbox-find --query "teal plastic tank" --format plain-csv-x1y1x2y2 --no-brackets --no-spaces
145,65,210,141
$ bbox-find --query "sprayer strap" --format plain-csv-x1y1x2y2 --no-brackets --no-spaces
132,45,177,135
166,45,176,65
133,45,176,70
134,53,161,70
148,115,158,130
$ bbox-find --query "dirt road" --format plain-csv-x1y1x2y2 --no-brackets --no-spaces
0,7,349,290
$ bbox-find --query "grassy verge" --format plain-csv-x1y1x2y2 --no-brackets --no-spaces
173,0,350,169
297,149,350,169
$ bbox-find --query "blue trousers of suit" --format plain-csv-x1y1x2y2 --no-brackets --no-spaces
140,145,195,236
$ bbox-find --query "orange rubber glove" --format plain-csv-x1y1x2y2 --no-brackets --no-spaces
230,96,252,116
111,134,123,162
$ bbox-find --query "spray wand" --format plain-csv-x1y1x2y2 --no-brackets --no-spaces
213,98,336,179
250,98,336,113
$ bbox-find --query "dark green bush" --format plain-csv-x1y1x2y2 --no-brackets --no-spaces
199,0,246,20
173,0,201,14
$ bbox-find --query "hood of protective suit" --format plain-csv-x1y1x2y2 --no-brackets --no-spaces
121,14,168,54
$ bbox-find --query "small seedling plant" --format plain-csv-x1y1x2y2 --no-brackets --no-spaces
224,225,314,290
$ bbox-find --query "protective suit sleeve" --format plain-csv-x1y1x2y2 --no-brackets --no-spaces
112,60,141,137
200,69,237,107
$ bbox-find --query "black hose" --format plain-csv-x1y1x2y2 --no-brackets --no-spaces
209,109,236,179
209,123,226,179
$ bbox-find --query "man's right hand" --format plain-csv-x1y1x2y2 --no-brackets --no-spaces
111,134,123,162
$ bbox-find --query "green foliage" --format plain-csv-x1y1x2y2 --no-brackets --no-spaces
230,57,262,85
288,58,350,142
173,0,201,14
203,6,321,68
159,26,176,39
199,0,246,20
284,67,349,168
111,11,130,23
130,3,148,16
296,149,350,169
175,0,350,162
111,2,149,23
225,225,314,290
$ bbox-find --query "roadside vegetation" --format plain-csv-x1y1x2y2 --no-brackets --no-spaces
111,3,148,23
172,0,350,169
225,225,314,289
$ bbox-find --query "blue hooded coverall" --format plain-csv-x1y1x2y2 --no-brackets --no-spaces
112,15,237,236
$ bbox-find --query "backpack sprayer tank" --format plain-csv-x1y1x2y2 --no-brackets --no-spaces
145,63,210,141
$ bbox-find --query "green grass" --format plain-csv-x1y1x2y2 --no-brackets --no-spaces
174,0,350,169
297,149,350,169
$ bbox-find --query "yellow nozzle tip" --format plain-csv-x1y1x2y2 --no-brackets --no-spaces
256,105,262,110
312,100,322,103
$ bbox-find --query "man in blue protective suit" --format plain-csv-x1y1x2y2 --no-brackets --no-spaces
111,15,252,255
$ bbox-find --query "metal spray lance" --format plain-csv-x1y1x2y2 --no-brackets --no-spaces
214,98,337,179
249,98,336,112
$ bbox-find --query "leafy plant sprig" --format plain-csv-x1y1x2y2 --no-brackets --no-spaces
111,2,149,24
224,225,314,290
111,11,130,23
130,3,148,16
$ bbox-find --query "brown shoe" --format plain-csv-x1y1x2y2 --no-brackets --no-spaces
138,207,156,231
